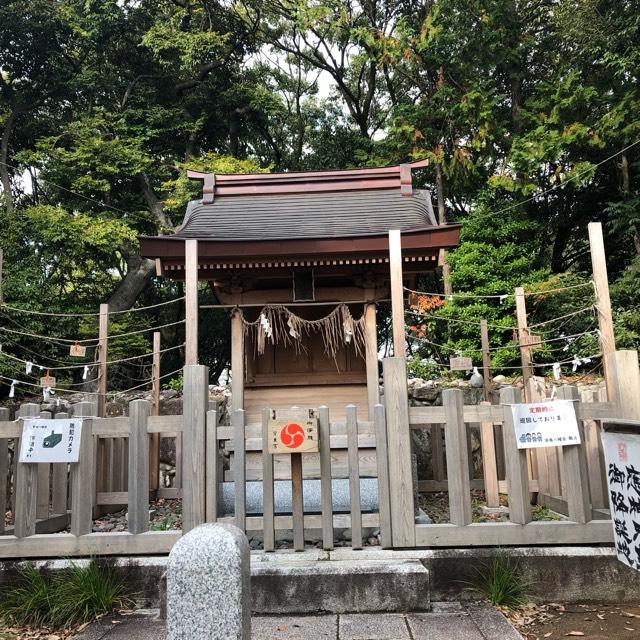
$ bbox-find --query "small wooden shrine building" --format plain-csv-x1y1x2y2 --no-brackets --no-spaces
140,161,460,423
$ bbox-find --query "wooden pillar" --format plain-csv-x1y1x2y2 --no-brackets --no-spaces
149,331,160,491
0,247,3,305
182,364,208,532
231,308,245,413
128,400,150,534
480,319,492,402
514,287,533,401
588,222,616,398
388,230,405,358
364,293,379,419
185,239,199,366
605,350,640,419
97,303,109,417
382,357,415,547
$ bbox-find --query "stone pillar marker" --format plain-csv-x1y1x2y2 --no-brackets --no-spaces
167,523,251,640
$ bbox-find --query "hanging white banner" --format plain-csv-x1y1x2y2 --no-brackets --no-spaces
602,431,640,572
19,418,83,463
510,400,580,449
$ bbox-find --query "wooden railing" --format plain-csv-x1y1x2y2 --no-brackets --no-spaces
2,351,638,558
406,385,616,547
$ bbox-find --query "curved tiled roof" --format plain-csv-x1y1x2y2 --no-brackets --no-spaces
174,189,437,241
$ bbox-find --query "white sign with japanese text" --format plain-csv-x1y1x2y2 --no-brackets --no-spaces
511,400,580,449
19,419,83,463
602,431,640,572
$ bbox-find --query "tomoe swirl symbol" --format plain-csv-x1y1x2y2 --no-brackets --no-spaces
279,422,306,449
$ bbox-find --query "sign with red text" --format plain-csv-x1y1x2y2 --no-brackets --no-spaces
511,400,580,449
267,409,319,454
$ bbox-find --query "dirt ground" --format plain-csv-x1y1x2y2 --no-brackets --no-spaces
507,603,640,639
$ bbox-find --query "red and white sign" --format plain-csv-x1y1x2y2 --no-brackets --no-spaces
268,410,319,454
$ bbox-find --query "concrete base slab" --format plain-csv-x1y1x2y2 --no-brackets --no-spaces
252,560,430,614
339,613,410,639
72,603,522,640
252,614,337,639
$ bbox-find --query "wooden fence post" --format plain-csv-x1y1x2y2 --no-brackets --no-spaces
233,408,246,534
514,288,533,401
14,403,40,538
373,403,392,549
588,222,616,397
581,389,606,510
261,408,275,551
346,405,362,549
52,411,69,516
382,357,416,547
97,303,109,417
500,387,531,524
128,399,151,534
182,364,208,533
605,350,640,419
150,331,161,491
0,407,9,535
319,405,333,550
443,389,472,525
480,319,492,402
185,239,199,366
479,401,500,508
205,406,219,523
388,230,405,357
70,418,94,536
557,385,591,523
36,410,51,521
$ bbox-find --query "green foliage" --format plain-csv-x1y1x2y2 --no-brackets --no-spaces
0,559,131,629
466,551,533,608
166,375,184,393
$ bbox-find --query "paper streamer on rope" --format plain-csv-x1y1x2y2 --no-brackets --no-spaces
83,365,90,380
552,362,562,380
241,303,367,361
25,361,33,374
9,379,16,398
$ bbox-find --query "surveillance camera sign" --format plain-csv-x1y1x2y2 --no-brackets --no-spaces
19,419,83,463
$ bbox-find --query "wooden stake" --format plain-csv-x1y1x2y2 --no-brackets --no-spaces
149,331,160,491
588,222,616,398
97,303,109,417
0,247,3,306
480,319,492,402
514,287,532,401
364,292,379,419
388,230,405,358
231,308,244,413
185,239,199,365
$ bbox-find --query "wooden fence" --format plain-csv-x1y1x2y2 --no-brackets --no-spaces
1,351,639,558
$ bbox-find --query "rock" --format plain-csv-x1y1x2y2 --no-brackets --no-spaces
492,374,507,384
167,523,251,640
161,389,179,400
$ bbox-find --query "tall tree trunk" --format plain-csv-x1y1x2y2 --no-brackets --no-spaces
0,109,17,211
107,253,157,312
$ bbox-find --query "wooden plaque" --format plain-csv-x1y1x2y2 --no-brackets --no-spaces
70,343,87,357
267,408,319,454
449,356,473,371
40,375,56,388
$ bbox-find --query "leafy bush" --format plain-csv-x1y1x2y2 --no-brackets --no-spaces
0,558,131,629
465,551,532,608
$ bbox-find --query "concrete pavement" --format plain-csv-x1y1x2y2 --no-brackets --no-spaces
72,602,523,639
